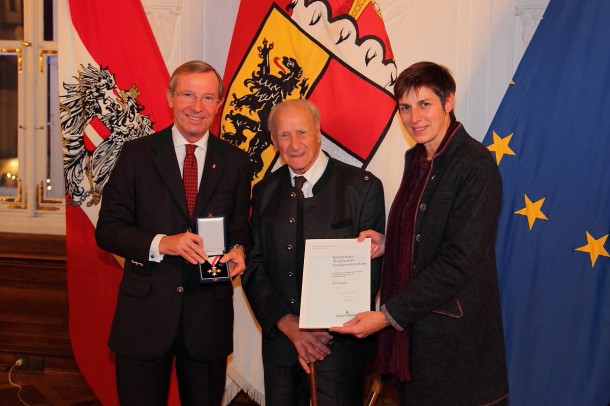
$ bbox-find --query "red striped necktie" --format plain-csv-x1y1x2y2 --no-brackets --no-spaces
183,144,198,221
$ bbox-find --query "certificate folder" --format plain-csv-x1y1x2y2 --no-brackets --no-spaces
299,238,371,328
196,216,226,256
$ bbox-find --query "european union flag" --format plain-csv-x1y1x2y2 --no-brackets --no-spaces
483,0,610,404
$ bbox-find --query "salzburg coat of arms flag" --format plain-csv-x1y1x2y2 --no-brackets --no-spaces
219,0,397,184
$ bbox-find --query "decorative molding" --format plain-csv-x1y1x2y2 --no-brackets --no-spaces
378,0,415,33
142,5,182,61
514,5,547,69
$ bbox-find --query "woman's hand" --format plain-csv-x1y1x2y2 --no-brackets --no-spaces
330,311,389,338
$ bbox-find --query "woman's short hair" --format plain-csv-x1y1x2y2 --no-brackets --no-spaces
394,61,456,108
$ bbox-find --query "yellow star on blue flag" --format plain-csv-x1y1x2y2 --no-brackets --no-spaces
487,131,516,165
514,194,548,230
575,232,610,267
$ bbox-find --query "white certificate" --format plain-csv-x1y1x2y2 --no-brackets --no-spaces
299,238,371,328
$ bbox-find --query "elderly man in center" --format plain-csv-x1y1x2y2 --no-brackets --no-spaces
242,98,385,406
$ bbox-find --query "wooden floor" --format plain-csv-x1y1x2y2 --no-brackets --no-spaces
0,366,399,405
0,368,100,406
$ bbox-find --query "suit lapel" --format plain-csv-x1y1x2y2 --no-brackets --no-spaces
149,130,229,224
151,127,191,223
195,135,227,217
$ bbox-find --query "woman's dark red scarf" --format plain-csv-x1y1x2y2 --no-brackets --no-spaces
375,121,458,382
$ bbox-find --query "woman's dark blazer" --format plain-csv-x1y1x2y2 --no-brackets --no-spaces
384,124,509,404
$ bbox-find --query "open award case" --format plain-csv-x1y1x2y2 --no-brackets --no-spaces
196,216,230,284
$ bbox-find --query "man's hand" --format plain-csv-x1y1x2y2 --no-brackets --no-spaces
221,245,246,277
159,232,207,264
277,314,333,372
329,311,389,338
357,230,386,259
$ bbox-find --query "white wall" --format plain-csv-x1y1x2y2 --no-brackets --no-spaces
143,0,547,136
379,0,547,141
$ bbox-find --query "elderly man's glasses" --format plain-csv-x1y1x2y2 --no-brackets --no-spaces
175,91,221,106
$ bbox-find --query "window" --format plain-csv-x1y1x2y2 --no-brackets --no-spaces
0,0,63,234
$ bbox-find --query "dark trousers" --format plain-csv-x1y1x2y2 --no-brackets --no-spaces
396,381,509,406
115,322,227,406
263,360,365,406
116,353,226,406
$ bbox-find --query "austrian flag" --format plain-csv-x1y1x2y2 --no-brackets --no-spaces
58,0,173,404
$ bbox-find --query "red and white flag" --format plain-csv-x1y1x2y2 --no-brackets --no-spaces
58,1,172,404
219,0,397,402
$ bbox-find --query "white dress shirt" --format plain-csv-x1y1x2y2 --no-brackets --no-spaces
288,151,329,198
149,126,210,262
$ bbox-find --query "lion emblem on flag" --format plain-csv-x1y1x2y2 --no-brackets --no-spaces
223,38,310,179
60,64,155,207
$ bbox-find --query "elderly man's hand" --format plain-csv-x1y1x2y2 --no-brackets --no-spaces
221,245,246,277
277,314,333,372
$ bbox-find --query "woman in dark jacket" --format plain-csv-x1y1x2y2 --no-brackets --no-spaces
331,62,509,405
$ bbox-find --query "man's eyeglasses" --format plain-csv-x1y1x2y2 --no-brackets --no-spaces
175,92,221,106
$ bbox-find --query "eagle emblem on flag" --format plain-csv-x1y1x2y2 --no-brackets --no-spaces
60,64,155,207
